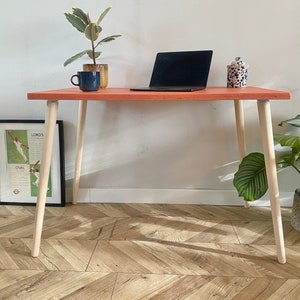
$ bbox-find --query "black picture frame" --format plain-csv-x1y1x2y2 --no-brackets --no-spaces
0,120,65,206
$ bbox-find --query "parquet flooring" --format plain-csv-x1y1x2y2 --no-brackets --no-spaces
0,203,300,299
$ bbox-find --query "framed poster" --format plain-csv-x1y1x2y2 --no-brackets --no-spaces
0,120,65,206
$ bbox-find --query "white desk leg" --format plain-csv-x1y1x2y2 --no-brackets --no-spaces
32,100,58,257
234,100,250,208
73,100,88,204
257,100,286,264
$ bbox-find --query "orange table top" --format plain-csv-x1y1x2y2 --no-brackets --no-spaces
27,87,291,102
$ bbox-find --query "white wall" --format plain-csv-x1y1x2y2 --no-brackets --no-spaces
1,0,300,205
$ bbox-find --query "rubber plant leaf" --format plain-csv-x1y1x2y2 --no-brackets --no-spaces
233,152,268,201
87,50,101,60
63,50,89,67
98,26,103,34
64,13,86,33
71,8,89,26
85,23,99,41
96,7,111,25
95,35,122,48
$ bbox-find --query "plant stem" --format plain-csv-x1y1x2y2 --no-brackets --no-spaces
91,40,96,65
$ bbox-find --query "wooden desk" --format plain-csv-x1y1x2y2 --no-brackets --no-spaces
27,87,291,263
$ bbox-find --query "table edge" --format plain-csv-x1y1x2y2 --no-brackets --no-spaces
27,87,291,101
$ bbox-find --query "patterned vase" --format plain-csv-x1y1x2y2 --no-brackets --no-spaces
291,188,300,232
227,57,249,88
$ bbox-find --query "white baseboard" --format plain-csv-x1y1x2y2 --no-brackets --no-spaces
66,188,293,207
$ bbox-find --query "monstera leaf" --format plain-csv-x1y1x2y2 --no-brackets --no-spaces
233,152,268,201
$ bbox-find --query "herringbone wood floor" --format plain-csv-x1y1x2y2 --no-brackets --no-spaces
0,203,300,299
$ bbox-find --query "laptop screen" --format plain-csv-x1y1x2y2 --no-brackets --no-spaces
149,50,213,88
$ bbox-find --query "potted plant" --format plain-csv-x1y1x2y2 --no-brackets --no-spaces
233,115,300,231
64,7,121,88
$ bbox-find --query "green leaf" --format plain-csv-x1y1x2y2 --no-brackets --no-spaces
84,23,99,41
63,50,89,67
276,151,295,167
96,7,112,25
233,152,268,201
71,8,89,26
64,13,86,33
274,134,300,152
278,115,300,127
87,50,101,60
94,35,121,48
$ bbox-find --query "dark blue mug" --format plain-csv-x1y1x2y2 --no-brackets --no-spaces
71,71,100,91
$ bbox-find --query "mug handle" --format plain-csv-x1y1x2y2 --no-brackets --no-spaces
71,75,79,86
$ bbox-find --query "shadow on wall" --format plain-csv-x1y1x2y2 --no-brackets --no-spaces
64,100,240,190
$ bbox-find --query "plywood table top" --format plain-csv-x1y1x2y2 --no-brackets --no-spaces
27,87,291,102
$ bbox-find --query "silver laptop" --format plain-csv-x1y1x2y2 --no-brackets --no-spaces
130,50,213,92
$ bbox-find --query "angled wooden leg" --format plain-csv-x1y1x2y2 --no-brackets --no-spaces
32,100,58,257
73,100,88,204
234,100,250,208
257,100,286,264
